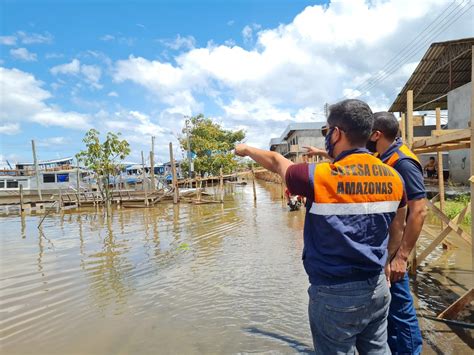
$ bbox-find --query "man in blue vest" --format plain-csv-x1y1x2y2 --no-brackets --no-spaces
235,99,407,354
366,111,426,355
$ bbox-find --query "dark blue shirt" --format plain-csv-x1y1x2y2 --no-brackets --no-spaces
393,157,426,201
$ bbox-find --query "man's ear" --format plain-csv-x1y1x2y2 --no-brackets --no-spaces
372,131,382,141
333,127,342,143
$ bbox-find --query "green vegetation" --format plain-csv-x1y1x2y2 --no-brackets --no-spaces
179,114,245,176
434,195,471,227
77,129,130,204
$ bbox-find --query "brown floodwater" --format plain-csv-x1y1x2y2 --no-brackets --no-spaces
0,181,472,354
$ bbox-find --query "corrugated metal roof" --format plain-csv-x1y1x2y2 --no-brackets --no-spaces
280,122,326,140
269,121,326,148
389,38,473,112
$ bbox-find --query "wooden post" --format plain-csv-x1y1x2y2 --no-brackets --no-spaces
169,142,178,204
196,176,201,201
436,107,445,230
219,167,224,203
31,140,42,201
58,186,63,211
251,164,257,202
406,89,416,274
470,45,474,269
400,113,406,141
19,184,24,213
76,158,81,207
141,151,149,206
150,136,156,191
406,90,414,149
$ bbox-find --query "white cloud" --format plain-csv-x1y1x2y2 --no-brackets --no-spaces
108,91,118,97
51,59,102,88
242,24,261,43
37,136,67,147
0,36,17,45
45,52,64,59
99,34,134,45
10,47,37,61
81,64,102,87
0,67,90,131
2,31,53,46
16,31,53,44
113,0,472,148
0,123,21,135
158,34,196,50
51,58,81,75
100,34,115,41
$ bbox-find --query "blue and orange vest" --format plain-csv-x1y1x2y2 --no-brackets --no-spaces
379,137,423,172
304,148,404,285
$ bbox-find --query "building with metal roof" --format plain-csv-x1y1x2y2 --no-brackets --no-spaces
269,122,326,161
389,38,473,113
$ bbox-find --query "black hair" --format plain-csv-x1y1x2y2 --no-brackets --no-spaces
327,99,373,146
373,112,400,140
430,157,435,160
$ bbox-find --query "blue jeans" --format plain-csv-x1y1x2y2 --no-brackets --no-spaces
387,273,422,355
308,273,391,354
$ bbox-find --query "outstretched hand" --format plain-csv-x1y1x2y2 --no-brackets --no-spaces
234,144,249,157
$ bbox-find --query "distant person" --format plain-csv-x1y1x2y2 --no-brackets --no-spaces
367,112,426,355
424,157,437,178
284,188,304,211
235,99,407,354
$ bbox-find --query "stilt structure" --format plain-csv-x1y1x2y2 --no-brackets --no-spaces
388,38,474,321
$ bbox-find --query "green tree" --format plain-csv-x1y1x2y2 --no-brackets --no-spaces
76,129,130,204
179,114,245,176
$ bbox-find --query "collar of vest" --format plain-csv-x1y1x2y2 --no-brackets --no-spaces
333,148,370,163
380,137,403,163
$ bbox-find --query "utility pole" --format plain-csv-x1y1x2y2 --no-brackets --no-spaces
31,140,42,200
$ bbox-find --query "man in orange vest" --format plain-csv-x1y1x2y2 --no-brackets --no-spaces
366,112,426,355
235,99,407,354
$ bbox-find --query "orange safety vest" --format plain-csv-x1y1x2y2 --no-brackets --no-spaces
304,148,404,285
380,138,422,172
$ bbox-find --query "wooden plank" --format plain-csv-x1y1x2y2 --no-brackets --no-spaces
412,129,470,149
413,142,470,154
426,200,471,245
437,288,474,320
436,107,445,231
432,129,465,136
471,44,474,269
169,142,178,204
407,90,413,148
400,113,405,141
418,203,470,265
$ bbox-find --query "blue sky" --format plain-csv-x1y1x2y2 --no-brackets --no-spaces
0,0,472,165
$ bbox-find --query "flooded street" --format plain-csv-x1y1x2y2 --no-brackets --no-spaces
1,181,472,354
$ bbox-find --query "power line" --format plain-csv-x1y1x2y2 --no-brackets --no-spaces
349,0,461,96
353,0,472,97
338,0,472,102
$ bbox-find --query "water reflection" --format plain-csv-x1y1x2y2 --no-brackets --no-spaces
0,182,471,354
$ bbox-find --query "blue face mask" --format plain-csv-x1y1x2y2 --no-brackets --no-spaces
325,127,335,158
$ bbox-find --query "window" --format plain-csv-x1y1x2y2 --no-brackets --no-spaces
0,181,4,188
7,180,18,188
43,174,55,183
57,173,69,182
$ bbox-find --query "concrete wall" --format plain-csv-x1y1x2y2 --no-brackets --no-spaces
447,82,472,184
